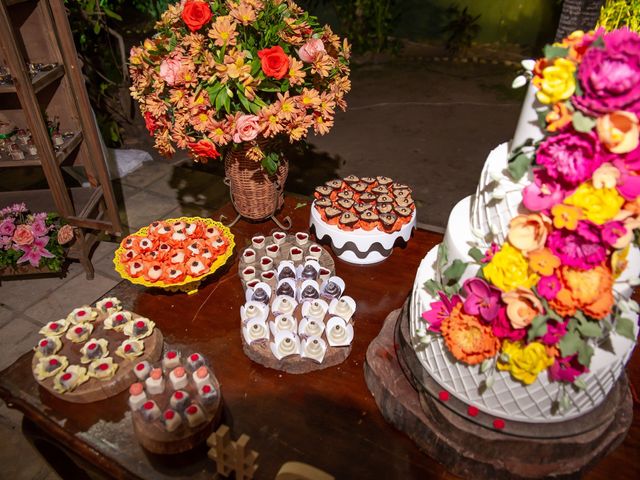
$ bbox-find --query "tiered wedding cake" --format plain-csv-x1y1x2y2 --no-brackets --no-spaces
409,29,640,427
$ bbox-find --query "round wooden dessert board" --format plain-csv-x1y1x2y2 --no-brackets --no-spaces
33,314,163,404
238,232,353,374
131,362,223,454
364,301,633,479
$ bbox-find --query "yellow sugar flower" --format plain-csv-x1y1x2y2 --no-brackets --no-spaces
551,204,583,230
564,182,624,225
534,58,576,105
483,243,539,292
497,341,555,385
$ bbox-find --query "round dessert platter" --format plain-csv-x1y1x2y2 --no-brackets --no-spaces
239,232,356,374
32,298,163,403
129,350,222,454
309,175,416,265
113,217,235,295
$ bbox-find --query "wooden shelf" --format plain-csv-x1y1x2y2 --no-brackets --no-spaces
5,0,34,6
0,64,64,94
0,130,82,167
0,185,96,217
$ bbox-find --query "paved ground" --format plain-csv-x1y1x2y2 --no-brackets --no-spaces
0,56,523,478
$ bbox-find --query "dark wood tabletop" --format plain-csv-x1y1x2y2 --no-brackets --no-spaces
1,197,639,480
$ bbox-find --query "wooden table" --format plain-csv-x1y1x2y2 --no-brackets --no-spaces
1,197,639,479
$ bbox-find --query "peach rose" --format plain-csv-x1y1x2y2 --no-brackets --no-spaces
596,111,639,154
507,213,551,255
57,224,75,245
12,224,34,246
592,162,621,189
501,288,544,330
159,54,185,86
233,114,261,143
298,38,325,63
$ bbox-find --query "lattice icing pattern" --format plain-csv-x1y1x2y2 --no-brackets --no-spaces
409,246,638,423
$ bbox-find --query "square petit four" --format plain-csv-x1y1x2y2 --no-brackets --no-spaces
192,366,211,390
169,390,190,411
186,353,205,372
169,367,189,390
128,383,147,411
141,400,161,421
199,383,218,405
163,409,182,432
145,368,165,394
184,404,206,427
134,360,152,381
162,350,181,370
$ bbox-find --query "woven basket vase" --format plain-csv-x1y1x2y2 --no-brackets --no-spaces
224,140,289,221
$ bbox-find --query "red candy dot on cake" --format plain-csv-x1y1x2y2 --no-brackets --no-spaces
49,323,59,330
438,391,449,401
88,343,97,350
135,363,145,371
124,344,132,353
98,363,109,371
49,359,59,366
202,385,212,394
116,314,124,322
174,391,184,400
186,405,198,415
493,419,505,430
61,373,73,381
135,320,145,328
143,401,154,410
190,354,200,362
39,340,48,347
74,327,83,334
77,310,86,317
104,301,113,308
164,410,175,420
468,406,479,417
167,351,177,359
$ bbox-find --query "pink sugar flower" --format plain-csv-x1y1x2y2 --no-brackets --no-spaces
535,130,602,187
548,354,588,383
613,159,640,200
522,169,568,212
491,307,526,342
601,221,627,246
537,274,561,301
462,277,501,322
421,291,462,333
540,319,568,345
481,243,500,263
548,221,607,270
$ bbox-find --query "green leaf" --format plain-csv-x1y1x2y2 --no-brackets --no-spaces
537,108,549,129
559,331,581,357
237,90,252,113
102,7,122,21
572,110,596,133
280,79,290,92
544,45,569,60
261,153,278,175
577,342,594,367
468,247,484,263
615,317,637,341
215,88,228,112
423,279,443,297
168,34,177,52
436,243,448,271
443,260,467,285
574,74,583,96
573,378,587,390
508,152,532,181
576,317,603,338
527,315,548,342
206,84,223,104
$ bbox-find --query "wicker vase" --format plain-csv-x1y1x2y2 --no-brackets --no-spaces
224,140,289,221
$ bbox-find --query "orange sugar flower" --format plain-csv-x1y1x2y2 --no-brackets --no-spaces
528,248,561,277
507,213,551,255
551,204,583,230
502,287,544,330
550,265,614,320
545,102,572,133
441,303,500,365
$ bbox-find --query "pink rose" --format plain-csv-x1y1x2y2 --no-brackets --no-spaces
298,38,325,63
12,224,34,246
159,55,185,86
233,114,261,143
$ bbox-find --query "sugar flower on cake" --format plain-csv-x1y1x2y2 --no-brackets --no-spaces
461,278,501,323
483,243,539,292
497,341,555,385
501,288,544,330
549,265,614,320
421,292,462,333
441,303,500,365
533,57,576,105
563,183,624,224
547,221,608,270
507,213,551,255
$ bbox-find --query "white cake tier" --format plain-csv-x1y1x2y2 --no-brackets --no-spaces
309,203,416,265
510,82,545,154
470,143,532,245
409,245,640,423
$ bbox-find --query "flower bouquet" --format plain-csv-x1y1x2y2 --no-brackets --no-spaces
129,0,350,220
0,203,74,276
420,28,640,409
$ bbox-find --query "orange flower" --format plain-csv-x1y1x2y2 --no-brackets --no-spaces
528,248,561,276
550,265,614,319
507,213,551,255
502,288,544,329
551,204,583,230
624,197,640,215
545,102,572,132
441,303,500,365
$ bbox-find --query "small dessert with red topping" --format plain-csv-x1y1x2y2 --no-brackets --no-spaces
141,400,161,421
162,350,181,370
184,403,206,427
53,366,89,393
169,390,190,411
39,320,69,337
192,366,211,390
134,360,152,381
199,383,218,405
186,353,205,372
88,357,118,380
34,336,62,357
116,339,144,360
96,297,121,314
67,306,97,324
163,409,182,432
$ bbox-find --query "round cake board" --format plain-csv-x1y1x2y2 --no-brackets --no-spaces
364,307,633,480
34,330,163,404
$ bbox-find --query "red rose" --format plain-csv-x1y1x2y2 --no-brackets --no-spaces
181,0,212,32
257,46,290,80
144,112,157,136
189,139,220,160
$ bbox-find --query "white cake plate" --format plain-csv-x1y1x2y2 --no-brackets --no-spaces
309,203,416,265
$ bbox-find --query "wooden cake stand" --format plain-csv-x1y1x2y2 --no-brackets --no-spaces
33,315,163,404
364,300,633,479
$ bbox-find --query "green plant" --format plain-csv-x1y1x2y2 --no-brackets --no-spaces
329,0,400,53
598,0,640,32
131,0,172,20
442,4,481,55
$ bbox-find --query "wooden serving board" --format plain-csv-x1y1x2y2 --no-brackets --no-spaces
131,363,223,455
364,306,633,479
32,313,163,404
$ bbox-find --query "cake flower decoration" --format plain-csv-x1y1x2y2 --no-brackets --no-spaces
461,278,501,323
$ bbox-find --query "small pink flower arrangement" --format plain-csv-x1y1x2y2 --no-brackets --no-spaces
0,203,73,273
